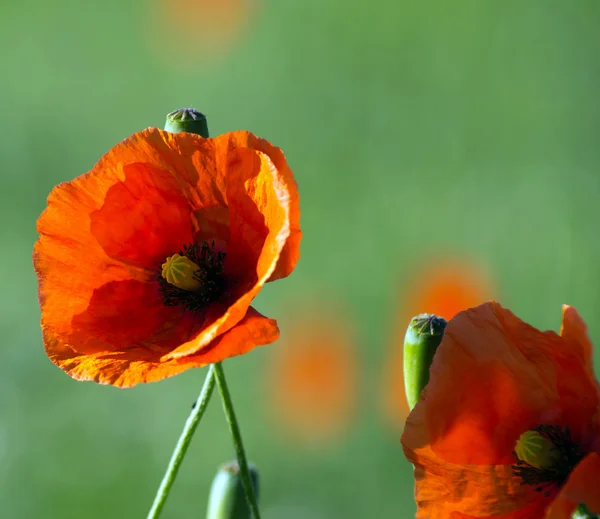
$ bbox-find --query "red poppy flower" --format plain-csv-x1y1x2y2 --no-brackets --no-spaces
401,302,600,518
33,128,301,387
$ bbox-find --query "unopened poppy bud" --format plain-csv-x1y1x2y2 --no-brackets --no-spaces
573,504,596,518
206,461,259,519
515,430,560,470
161,254,201,291
165,108,209,137
403,314,447,410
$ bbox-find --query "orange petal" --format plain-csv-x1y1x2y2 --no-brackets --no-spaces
403,382,549,518
157,131,299,359
402,302,599,467
560,305,595,373
33,236,156,354
404,439,549,518
34,129,217,350
545,452,600,519
90,162,193,268
217,131,301,282
67,279,184,354
445,499,550,519
162,147,292,360
44,306,279,387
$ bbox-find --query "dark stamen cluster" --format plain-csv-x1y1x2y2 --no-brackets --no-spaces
512,425,583,497
158,241,227,313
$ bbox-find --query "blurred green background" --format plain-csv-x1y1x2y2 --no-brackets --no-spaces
2,0,600,517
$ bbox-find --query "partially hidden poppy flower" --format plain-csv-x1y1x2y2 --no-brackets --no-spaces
33,128,301,387
401,301,600,518
382,258,494,430
265,311,358,444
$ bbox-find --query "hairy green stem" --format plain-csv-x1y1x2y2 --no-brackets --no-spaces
213,362,261,519
147,365,217,519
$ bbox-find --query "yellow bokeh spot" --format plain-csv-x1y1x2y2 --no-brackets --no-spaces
161,254,202,292
515,430,560,470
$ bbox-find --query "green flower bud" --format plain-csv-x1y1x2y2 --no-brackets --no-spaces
205,461,259,519
165,108,209,137
403,314,447,410
573,504,598,519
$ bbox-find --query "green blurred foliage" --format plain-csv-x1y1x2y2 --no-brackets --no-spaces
1,0,599,517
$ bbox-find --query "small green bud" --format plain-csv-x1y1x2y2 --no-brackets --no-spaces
573,504,598,519
205,461,259,519
165,108,209,137
403,314,447,410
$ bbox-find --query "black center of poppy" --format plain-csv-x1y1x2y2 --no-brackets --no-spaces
512,425,583,497
157,241,227,312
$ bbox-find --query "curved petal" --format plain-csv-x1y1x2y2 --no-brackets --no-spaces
545,453,600,519
33,236,156,353
163,149,291,360
446,499,550,519
93,128,228,215
90,162,193,268
43,307,279,387
66,279,186,354
403,302,600,467
35,173,191,352
219,131,301,281
34,129,205,352
560,305,596,376
403,404,549,518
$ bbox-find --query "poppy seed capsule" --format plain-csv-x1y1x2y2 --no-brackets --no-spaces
403,314,447,410
161,254,202,291
206,461,259,519
515,430,560,470
165,107,209,137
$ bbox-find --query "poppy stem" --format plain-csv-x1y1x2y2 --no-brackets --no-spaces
146,365,217,519
213,361,262,519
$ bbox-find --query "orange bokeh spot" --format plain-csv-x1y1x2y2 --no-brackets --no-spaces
145,0,255,67
265,313,358,445
405,262,494,321
381,258,495,430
